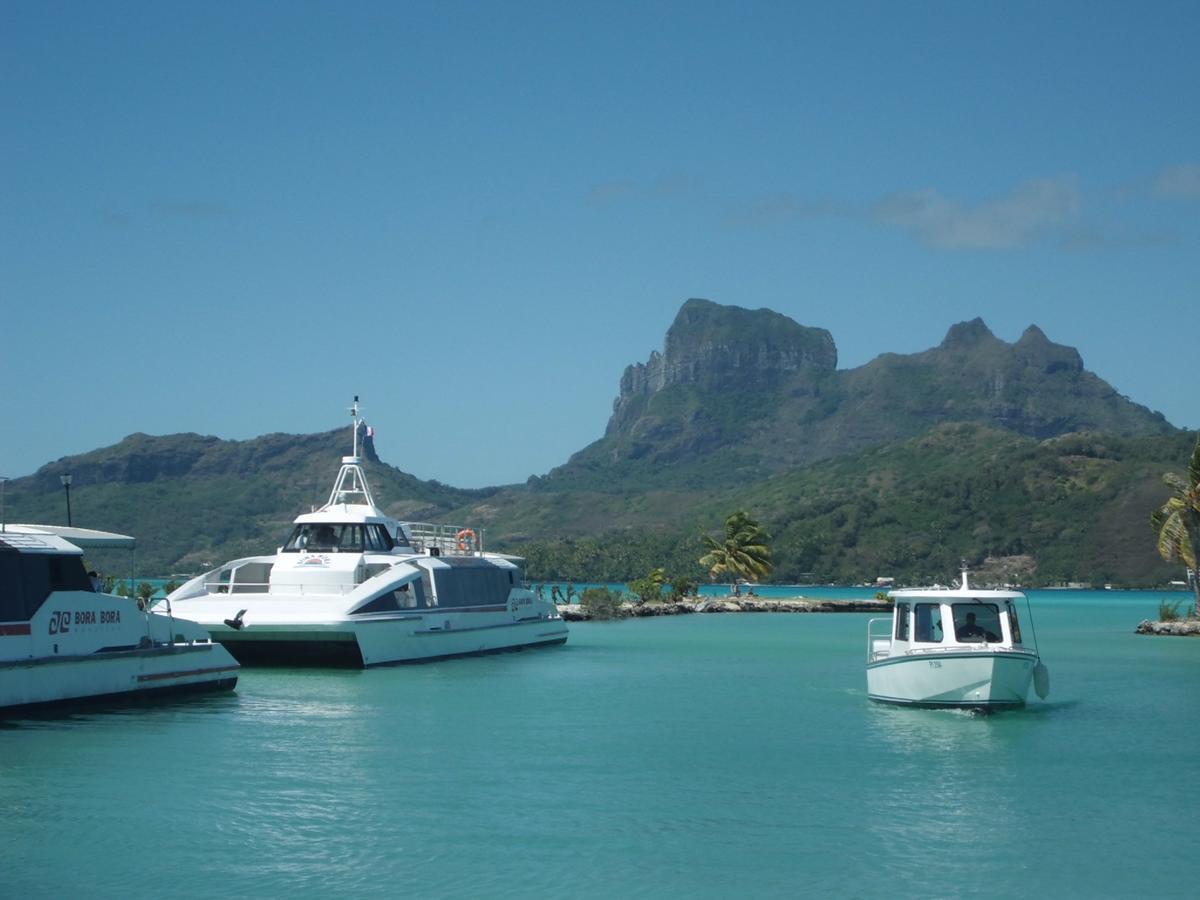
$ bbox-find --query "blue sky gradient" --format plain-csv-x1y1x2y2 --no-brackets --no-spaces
2,1,1197,487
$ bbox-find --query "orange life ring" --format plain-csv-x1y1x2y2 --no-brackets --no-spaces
456,528,476,551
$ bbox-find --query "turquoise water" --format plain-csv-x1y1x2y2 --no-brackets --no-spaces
2,589,1197,898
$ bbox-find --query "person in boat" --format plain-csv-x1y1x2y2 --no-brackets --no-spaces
958,612,984,639
88,570,102,592
957,611,998,642
311,525,338,551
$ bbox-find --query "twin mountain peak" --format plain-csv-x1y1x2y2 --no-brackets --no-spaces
547,298,1170,487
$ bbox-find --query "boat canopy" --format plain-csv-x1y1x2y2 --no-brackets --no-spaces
0,524,136,550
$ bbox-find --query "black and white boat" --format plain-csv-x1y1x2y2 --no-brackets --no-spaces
167,401,568,666
1,525,239,714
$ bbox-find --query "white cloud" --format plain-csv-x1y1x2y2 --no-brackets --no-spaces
871,177,1081,250
1152,163,1200,200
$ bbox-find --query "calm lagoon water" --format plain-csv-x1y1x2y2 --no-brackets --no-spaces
2,589,1197,899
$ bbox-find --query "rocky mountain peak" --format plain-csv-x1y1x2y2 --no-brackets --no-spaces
1015,324,1083,374
611,299,836,431
939,317,999,349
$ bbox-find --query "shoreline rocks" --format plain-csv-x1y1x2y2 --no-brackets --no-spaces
1135,619,1200,637
559,597,890,622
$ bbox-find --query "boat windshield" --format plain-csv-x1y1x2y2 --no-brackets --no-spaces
952,603,1002,642
282,523,395,553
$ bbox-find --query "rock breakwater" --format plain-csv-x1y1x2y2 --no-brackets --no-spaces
1135,619,1200,636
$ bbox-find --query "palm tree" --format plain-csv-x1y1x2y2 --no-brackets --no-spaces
1152,437,1200,614
700,511,773,593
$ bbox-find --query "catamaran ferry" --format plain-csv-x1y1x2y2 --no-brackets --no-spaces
167,400,568,666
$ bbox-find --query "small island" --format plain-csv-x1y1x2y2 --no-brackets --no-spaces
559,595,890,621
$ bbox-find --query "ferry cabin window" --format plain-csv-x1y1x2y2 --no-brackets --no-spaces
914,603,944,643
0,551,91,621
355,580,427,614
432,565,512,609
364,525,394,552
894,602,910,640
283,524,394,553
0,549,22,620
952,603,1001,642
1006,602,1023,643
392,579,426,609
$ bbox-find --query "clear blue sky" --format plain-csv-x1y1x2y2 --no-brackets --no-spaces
2,1,1197,488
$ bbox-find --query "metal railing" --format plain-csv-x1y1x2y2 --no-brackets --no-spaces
405,522,484,556
867,617,892,662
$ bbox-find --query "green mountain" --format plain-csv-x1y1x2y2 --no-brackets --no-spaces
3,300,1189,587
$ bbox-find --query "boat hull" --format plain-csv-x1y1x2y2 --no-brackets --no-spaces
867,650,1037,709
210,614,570,667
1,643,239,714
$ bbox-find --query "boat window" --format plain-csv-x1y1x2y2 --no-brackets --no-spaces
283,524,373,553
364,525,394,552
397,579,427,608
0,550,23,621
0,553,91,620
1006,602,1023,643
894,602,910,640
914,603,944,643
952,603,1002,643
431,564,512,609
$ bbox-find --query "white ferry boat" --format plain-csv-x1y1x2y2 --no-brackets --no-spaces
866,566,1049,710
167,401,568,666
1,525,239,714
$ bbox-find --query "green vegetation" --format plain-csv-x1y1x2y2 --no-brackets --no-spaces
1151,436,1200,612
1157,599,1186,622
579,587,626,620
628,568,667,604
699,511,773,591
665,574,699,602
6,422,1195,588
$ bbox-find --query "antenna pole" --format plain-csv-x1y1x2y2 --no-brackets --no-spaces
350,395,360,459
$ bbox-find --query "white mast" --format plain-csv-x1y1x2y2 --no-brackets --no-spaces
323,396,377,509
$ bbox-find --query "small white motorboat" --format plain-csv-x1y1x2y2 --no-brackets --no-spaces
1,525,239,715
866,565,1048,710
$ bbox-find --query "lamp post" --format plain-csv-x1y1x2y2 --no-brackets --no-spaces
60,473,72,526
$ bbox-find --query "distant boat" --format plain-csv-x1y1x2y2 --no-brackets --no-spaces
168,399,568,667
1,525,238,714
866,565,1048,711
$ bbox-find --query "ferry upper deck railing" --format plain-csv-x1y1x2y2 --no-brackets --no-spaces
404,523,484,556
